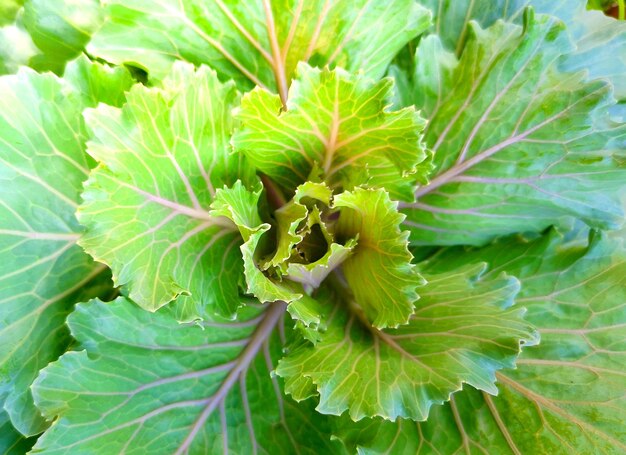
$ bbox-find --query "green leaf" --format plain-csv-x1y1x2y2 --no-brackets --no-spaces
276,261,537,421
88,0,431,98
262,180,355,290
285,240,356,290
0,0,23,26
559,7,626,100
32,297,343,454
266,180,332,268
234,64,428,200
0,0,102,75
78,62,255,321
63,54,134,107
0,410,35,455
420,1,626,100
332,188,420,328
210,180,355,310
419,0,511,54
210,181,302,304
269,198,309,267
400,12,626,246
389,34,458,114
335,230,626,453
552,4,626,96
330,399,468,454
0,61,131,436
22,0,102,74
285,293,327,336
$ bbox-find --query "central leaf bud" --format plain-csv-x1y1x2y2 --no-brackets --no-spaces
211,178,422,331
261,180,356,293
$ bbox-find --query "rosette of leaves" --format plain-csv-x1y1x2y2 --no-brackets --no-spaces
1,1,626,454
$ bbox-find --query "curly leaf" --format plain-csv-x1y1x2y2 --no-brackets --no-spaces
31,297,342,454
234,64,428,199
211,181,302,304
78,62,254,321
285,240,356,291
334,188,421,328
276,263,537,421
267,180,333,268
267,181,355,289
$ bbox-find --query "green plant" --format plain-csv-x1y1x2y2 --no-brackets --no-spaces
1,1,625,454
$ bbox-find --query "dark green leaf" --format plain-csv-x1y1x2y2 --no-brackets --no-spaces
400,13,626,245
334,230,626,453
32,297,343,454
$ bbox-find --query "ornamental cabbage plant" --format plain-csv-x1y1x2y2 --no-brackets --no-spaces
1,0,626,454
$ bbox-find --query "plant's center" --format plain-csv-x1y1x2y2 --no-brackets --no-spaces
258,180,356,293
298,223,329,263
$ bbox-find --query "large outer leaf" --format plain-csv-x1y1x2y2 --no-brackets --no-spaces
88,0,431,100
234,64,428,200
418,0,626,100
391,33,458,121
331,394,484,454
78,62,254,321
333,188,421,329
400,13,626,246
0,0,102,75
335,230,626,454
0,59,131,436
276,263,537,421
32,297,343,454
418,0,577,56
559,7,626,101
